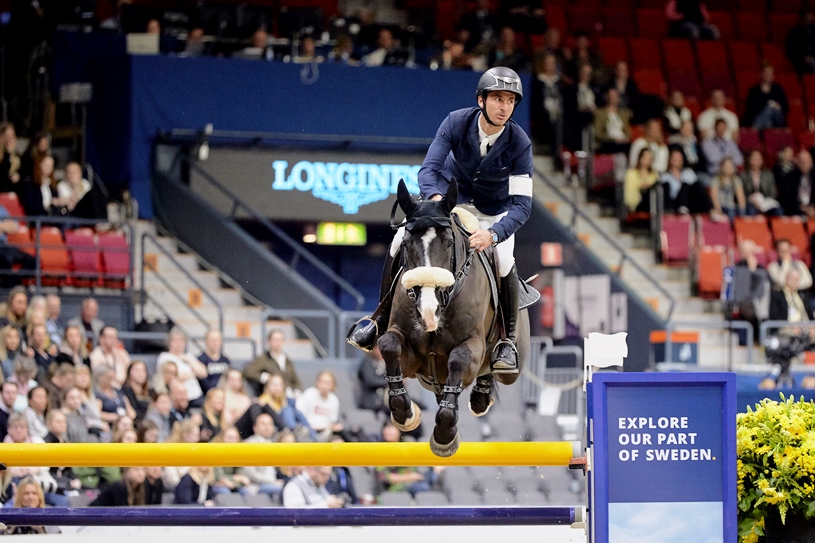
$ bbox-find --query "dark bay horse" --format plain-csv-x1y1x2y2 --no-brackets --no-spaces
379,180,529,457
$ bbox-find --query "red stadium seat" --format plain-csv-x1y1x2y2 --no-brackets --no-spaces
697,246,727,299
736,0,766,11
435,1,457,41
99,230,130,289
597,37,628,66
763,128,795,166
601,7,634,37
774,71,803,104
734,216,773,254
729,41,761,73
668,72,702,101
769,13,798,44
633,69,667,98
605,0,635,6
662,39,696,74
770,216,810,264
660,215,692,266
735,12,768,42
788,100,807,135
696,40,729,73
568,6,601,35
630,38,662,70
772,0,804,12
65,228,102,288
760,43,794,73
0,192,25,219
701,72,735,100
804,74,815,104
699,216,735,249
35,226,71,286
708,11,735,41
546,6,568,32
735,71,760,102
636,8,668,39
6,224,33,256
738,128,763,153
799,131,815,150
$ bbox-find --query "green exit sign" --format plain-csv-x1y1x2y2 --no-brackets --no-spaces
316,222,367,246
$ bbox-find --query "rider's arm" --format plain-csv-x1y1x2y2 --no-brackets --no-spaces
418,114,455,199
490,141,534,242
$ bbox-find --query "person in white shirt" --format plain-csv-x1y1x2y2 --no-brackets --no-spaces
156,328,207,408
697,89,740,141
768,239,813,290
282,466,345,508
56,162,91,211
629,119,669,173
295,371,343,442
88,326,130,389
363,28,396,67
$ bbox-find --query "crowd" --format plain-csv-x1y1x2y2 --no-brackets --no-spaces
0,288,442,522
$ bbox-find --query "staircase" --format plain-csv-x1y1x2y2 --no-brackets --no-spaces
132,221,316,363
533,156,752,369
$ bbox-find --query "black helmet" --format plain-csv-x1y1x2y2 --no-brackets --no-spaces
476,67,523,104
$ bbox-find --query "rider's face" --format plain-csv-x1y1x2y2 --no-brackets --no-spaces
479,91,515,126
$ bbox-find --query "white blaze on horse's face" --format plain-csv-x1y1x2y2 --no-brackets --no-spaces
401,227,456,334
421,228,436,267
420,286,440,331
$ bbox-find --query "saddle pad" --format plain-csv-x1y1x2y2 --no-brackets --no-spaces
520,278,541,310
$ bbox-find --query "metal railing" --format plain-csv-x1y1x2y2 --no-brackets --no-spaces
759,320,815,346
664,319,754,369
260,308,335,359
116,331,257,360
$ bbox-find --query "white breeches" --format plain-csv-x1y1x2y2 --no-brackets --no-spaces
389,203,515,277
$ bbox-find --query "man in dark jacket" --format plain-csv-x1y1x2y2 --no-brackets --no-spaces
785,10,815,74
769,269,814,323
743,64,789,130
243,329,302,397
778,149,815,217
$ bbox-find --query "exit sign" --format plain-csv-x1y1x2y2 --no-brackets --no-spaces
316,222,367,245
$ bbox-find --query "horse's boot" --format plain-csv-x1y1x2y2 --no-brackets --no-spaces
348,253,397,352
491,265,519,374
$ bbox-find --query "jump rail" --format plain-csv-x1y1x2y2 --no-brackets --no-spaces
0,442,580,468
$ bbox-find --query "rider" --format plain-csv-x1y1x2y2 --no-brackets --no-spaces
348,67,533,374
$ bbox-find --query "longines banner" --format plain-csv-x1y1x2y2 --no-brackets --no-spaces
190,148,427,223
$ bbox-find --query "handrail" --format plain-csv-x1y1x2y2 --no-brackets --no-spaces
534,164,676,319
665,319,754,369
759,320,815,346
183,155,365,311
140,232,224,334
260,308,334,359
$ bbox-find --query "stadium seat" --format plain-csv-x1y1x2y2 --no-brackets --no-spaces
699,216,734,249
772,0,804,12
546,6,568,32
735,12,768,42
65,228,102,288
605,0,635,6
597,36,628,66
435,1,457,40
99,230,130,289
738,128,762,153
668,72,702,101
601,7,634,37
36,226,71,286
759,43,793,73
697,246,726,300
633,69,667,97
660,215,692,266
662,39,696,74
629,38,662,70
729,41,761,73
696,41,729,74
0,192,24,219
770,216,810,265
736,0,765,10
734,216,773,254
636,8,668,39
798,131,815,150
735,71,760,103
568,6,601,35
707,11,735,41
6,224,33,256
763,128,795,166
378,492,413,506
787,100,807,135
804,74,815,104
701,72,735,99
769,13,798,44
774,72,803,104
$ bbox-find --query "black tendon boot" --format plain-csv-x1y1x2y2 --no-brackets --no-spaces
348,253,397,352
491,265,519,374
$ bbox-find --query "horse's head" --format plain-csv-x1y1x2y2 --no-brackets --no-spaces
396,179,459,332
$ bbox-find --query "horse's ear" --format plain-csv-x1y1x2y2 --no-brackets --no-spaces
442,180,458,213
397,179,417,216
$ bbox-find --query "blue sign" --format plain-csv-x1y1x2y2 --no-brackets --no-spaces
271,160,421,214
590,372,736,543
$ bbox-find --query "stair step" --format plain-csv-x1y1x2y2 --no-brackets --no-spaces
140,272,222,291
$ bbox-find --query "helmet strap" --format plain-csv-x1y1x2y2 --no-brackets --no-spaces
479,91,513,127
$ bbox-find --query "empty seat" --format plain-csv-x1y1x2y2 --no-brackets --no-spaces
799,131,815,150
601,7,633,36
378,491,413,506
447,489,483,505
36,226,71,286
568,6,601,34
244,493,274,507
804,74,815,104
769,13,798,43
734,216,773,254
661,215,692,266
630,38,662,70
6,224,33,255
729,41,761,73
480,490,516,505
662,39,696,74
736,12,768,42
633,69,667,97
772,0,804,12
98,230,130,288
760,42,793,73
697,246,727,299
597,36,628,66
701,72,734,99
699,216,734,248
636,8,668,39
774,72,803,104
546,5,568,32
214,492,246,507
0,192,25,219
763,128,795,166
415,491,449,506
788,100,807,135
708,11,735,40
696,40,729,73
735,71,761,102
65,228,101,288
736,0,765,10
668,72,702,100
738,128,763,153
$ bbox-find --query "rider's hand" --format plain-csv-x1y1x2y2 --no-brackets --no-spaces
429,194,443,201
469,229,492,253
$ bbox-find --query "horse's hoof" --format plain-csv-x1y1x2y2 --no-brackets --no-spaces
468,396,495,418
391,401,422,432
429,431,460,457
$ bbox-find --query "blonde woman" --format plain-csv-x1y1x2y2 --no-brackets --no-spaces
0,325,23,380
56,325,89,367
222,368,250,427
200,387,226,442
711,157,747,221
163,418,200,488
2,476,58,535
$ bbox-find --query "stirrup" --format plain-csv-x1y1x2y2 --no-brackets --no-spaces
346,316,379,353
491,339,519,374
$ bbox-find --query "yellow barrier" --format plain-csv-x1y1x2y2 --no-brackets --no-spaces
0,441,577,467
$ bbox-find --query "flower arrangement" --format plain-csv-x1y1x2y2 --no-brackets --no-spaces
737,394,815,543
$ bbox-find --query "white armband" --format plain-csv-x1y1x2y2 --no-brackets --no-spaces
508,175,533,197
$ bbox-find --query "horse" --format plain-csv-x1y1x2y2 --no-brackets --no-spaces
378,179,529,457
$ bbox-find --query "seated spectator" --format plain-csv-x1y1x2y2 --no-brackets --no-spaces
211,426,252,496
563,63,598,151
260,374,314,441
363,28,398,67
0,204,35,287
0,381,17,440
137,419,160,443
121,360,152,423
0,123,22,194
18,131,48,184
297,371,343,442
489,26,528,73
500,0,546,35
43,409,68,444
23,386,48,440
664,90,693,135
73,364,106,435
594,88,632,154
786,10,815,74
1,476,59,535
62,386,99,443
234,27,271,60
20,155,57,216
329,35,358,66
89,326,130,389
275,430,299,483
0,325,23,379
168,380,192,427
608,61,639,113
282,466,345,508
242,413,285,499
143,392,173,443
697,90,739,141
325,436,360,505
666,0,719,40
93,365,136,428
152,359,178,395
27,323,54,383
357,345,386,415
743,64,789,130
775,146,797,187
769,238,813,289
769,269,813,324
91,467,161,506
157,328,207,408
741,150,781,216
5,411,43,444
199,387,225,442
431,40,477,71
779,149,815,217
44,362,75,410
701,118,744,176
293,35,324,64
562,32,603,87
531,52,564,151
0,286,28,335
542,27,567,71
375,423,440,498
727,240,771,336
163,418,200,488
56,162,91,216
112,426,137,443
197,329,230,395
629,119,669,173
661,148,711,214
9,356,37,411
56,325,89,368
180,26,207,58
711,158,747,221
668,120,702,171
44,294,63,348
458,0,497,53
244,329,302,398
222,367,251,427
67,297,104,351
175,466,216,506
624,148,659,214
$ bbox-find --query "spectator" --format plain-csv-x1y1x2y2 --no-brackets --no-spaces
143,392,173,443
363,28,397,67
121,360,152,422
21,155,56,216
0,381,16,440
768,239,813,290
769,269,813,325
163,418,200,488
779,149,815,216
375,423,439,498
73,364,106,435
664,90,693,135
18,131,49,182
242,413,285,499
542,27,567,71
234,27,271,60
668,120,702,171
0,123,21,194
222,367,251,427
594,88,632,154
93,364,136,428
45,294,63,348
325,436,360,505
608,61,639,113
563,63,598,151
261,373,314,441
157,328,207,408
26,311,53,361
197,329,230,394
701,118,744,176
282,466,345,508
329,35,357,65
1,476,57,535
661,148,711,214
42,410,81,502
531,52,564,151
785,10,815,74
775,146,797,187
168,380,191,427
0,204,35,287
727,240,771,337
740,150,781,216
357,345,386,415
0,325,23,379
146,18,160,34
296,371,343,442
711,158,747,221
173,466,216,506
624,148,659,214
180,27,207,58
112,427,137,443
0,286,28,337
152,358,177,395
697,90,740,141
62,386,99,443
144,466,164,504
5,411,43,443
67,297,104,351
293,35,324,64
432,40,477,71
500,0,547,34
56,325,90,368
90,467,160,506
666,0,719,40
629,119,669,173
244,329,302,398
137,419,159,443
211,426,252,496
89,326,130,388
23,385,48,439
44,362,75,410
458,0,497,52
59,161,105,220
489,26,527,72
743,64,789,130
9,356,37,411
563,32,604,86
199,387,225,442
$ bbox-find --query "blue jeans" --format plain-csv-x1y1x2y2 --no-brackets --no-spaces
257,483,283,498
752,105,785,130
212,486,250,496
44,492,68,507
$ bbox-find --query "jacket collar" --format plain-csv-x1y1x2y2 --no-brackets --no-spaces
469,113,511,169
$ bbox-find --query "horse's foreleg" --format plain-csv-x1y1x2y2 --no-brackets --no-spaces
379,331,422,432
430,337,482,457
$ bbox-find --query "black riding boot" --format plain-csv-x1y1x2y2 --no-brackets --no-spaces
348,253,397,352
491,265,519,374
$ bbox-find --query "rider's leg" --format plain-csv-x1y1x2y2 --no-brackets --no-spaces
492,234,519,374
347,228,402,352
